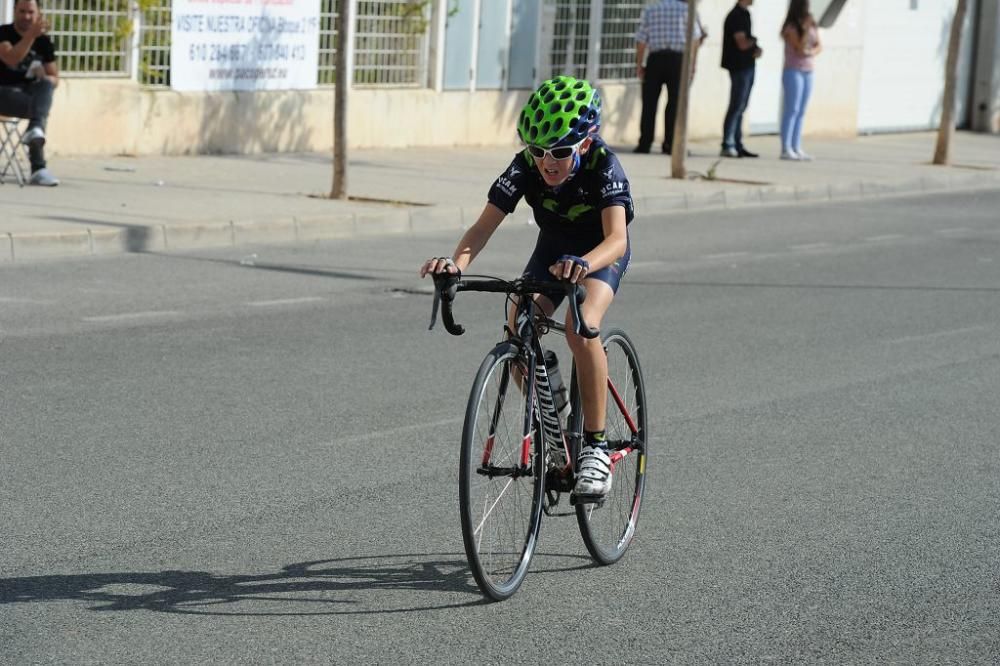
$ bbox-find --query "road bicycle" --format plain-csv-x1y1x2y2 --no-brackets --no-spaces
429,273,648,601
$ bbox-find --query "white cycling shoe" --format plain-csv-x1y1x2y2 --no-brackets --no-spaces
573,445,612,500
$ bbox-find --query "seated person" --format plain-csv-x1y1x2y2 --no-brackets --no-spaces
0,0,59,186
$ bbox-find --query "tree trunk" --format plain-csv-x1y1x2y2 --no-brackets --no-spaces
331,0,353,199
933,0,969,166
671,0,698,179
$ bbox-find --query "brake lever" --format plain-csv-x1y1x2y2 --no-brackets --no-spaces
430,273,464,335
565,282,600,339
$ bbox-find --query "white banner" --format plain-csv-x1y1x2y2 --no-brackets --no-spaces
170,0,320,92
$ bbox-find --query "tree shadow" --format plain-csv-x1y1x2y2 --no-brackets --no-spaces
0,551,593,615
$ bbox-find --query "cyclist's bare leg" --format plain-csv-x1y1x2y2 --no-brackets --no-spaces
565,278,614,433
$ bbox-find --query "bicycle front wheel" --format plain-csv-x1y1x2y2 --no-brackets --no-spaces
459,343,545,601
572,328,648,565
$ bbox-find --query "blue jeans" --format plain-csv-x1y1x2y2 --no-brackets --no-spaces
722,66,755,150
781,68,813,153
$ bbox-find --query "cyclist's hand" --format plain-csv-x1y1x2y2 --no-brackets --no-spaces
550,254,590,284
420,256,460,278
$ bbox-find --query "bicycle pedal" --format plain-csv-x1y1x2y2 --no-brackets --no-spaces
544,508,578,517
569,493,607,507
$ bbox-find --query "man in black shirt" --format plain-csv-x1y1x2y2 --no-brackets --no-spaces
0,0,59,185
720,0,761,158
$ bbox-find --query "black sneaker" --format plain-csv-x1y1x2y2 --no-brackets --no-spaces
632,145,651,154
737,147,759,158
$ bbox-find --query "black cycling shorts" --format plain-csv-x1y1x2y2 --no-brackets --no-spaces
521,235,631,309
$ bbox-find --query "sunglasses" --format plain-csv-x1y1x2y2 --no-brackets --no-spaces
525,138,585,161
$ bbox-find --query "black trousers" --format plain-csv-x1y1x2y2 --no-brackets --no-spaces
638,49,683,153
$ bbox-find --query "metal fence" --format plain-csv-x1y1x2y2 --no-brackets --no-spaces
317,0,340,85
546,0,650,84
598,1,646,80
547,0,590,81
139,0,171,86
353,0,429,86
43,0,132,76
7,0,643,88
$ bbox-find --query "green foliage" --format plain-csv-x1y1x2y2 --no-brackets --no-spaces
48,1,131,74
395,0,459,34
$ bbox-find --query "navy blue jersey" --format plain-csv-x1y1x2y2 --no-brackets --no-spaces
487,137,634,255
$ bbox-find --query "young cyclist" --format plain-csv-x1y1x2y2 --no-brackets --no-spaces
420,75,634,501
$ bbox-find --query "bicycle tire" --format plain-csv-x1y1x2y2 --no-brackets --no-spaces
571,328,648,565
459,342,545,600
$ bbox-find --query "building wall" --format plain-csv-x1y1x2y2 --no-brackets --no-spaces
40,0,975,157
856,0,977,133
972,0,1000,133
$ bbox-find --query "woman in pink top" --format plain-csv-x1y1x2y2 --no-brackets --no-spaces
779,0,822,161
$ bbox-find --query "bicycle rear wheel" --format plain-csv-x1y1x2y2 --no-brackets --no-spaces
572,328,648,565
460,343,545,600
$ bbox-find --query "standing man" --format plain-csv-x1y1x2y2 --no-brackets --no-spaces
720,0,761,158
0,0,59,186
634,0,704,155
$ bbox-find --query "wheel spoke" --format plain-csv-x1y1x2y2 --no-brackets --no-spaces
576,331,647,565
473,477,516,537
461,349,543,599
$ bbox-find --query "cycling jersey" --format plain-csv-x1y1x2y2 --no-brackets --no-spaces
487,137,634,256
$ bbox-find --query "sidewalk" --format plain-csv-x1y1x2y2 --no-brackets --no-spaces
1,131,998,263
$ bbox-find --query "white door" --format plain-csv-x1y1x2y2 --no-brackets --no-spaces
857,0,977,132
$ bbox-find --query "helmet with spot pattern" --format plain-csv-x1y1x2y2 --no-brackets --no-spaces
517,75,601,148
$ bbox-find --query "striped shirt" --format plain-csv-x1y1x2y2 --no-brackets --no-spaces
635,0,704,53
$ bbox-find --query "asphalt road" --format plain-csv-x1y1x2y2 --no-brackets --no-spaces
2,190,999,663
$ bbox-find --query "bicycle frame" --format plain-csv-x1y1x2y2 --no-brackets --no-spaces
436,273,648,597
431,274,641,491
508,294,573,481
497,295,643,501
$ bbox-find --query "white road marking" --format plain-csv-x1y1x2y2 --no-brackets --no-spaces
789,242,832,251
935,228,971,235
886,325,992,345
321,417,464,446
82,310,181,323
247,296,325,307
863,234,905,242
703,252,750,261
0,296,54,305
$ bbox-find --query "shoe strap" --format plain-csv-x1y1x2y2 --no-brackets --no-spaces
577,448,611,481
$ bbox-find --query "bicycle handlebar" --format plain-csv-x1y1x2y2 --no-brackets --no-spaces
429,274,600,339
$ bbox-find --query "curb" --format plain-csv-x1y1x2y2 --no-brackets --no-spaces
2,171,998,264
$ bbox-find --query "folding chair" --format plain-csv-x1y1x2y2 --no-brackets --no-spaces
0,116,29,187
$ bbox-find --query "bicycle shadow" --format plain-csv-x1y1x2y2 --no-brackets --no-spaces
0,552,592,616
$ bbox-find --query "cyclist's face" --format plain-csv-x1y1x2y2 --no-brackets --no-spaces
531,137,591,187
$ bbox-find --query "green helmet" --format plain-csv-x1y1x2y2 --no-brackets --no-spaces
517,75,602,148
